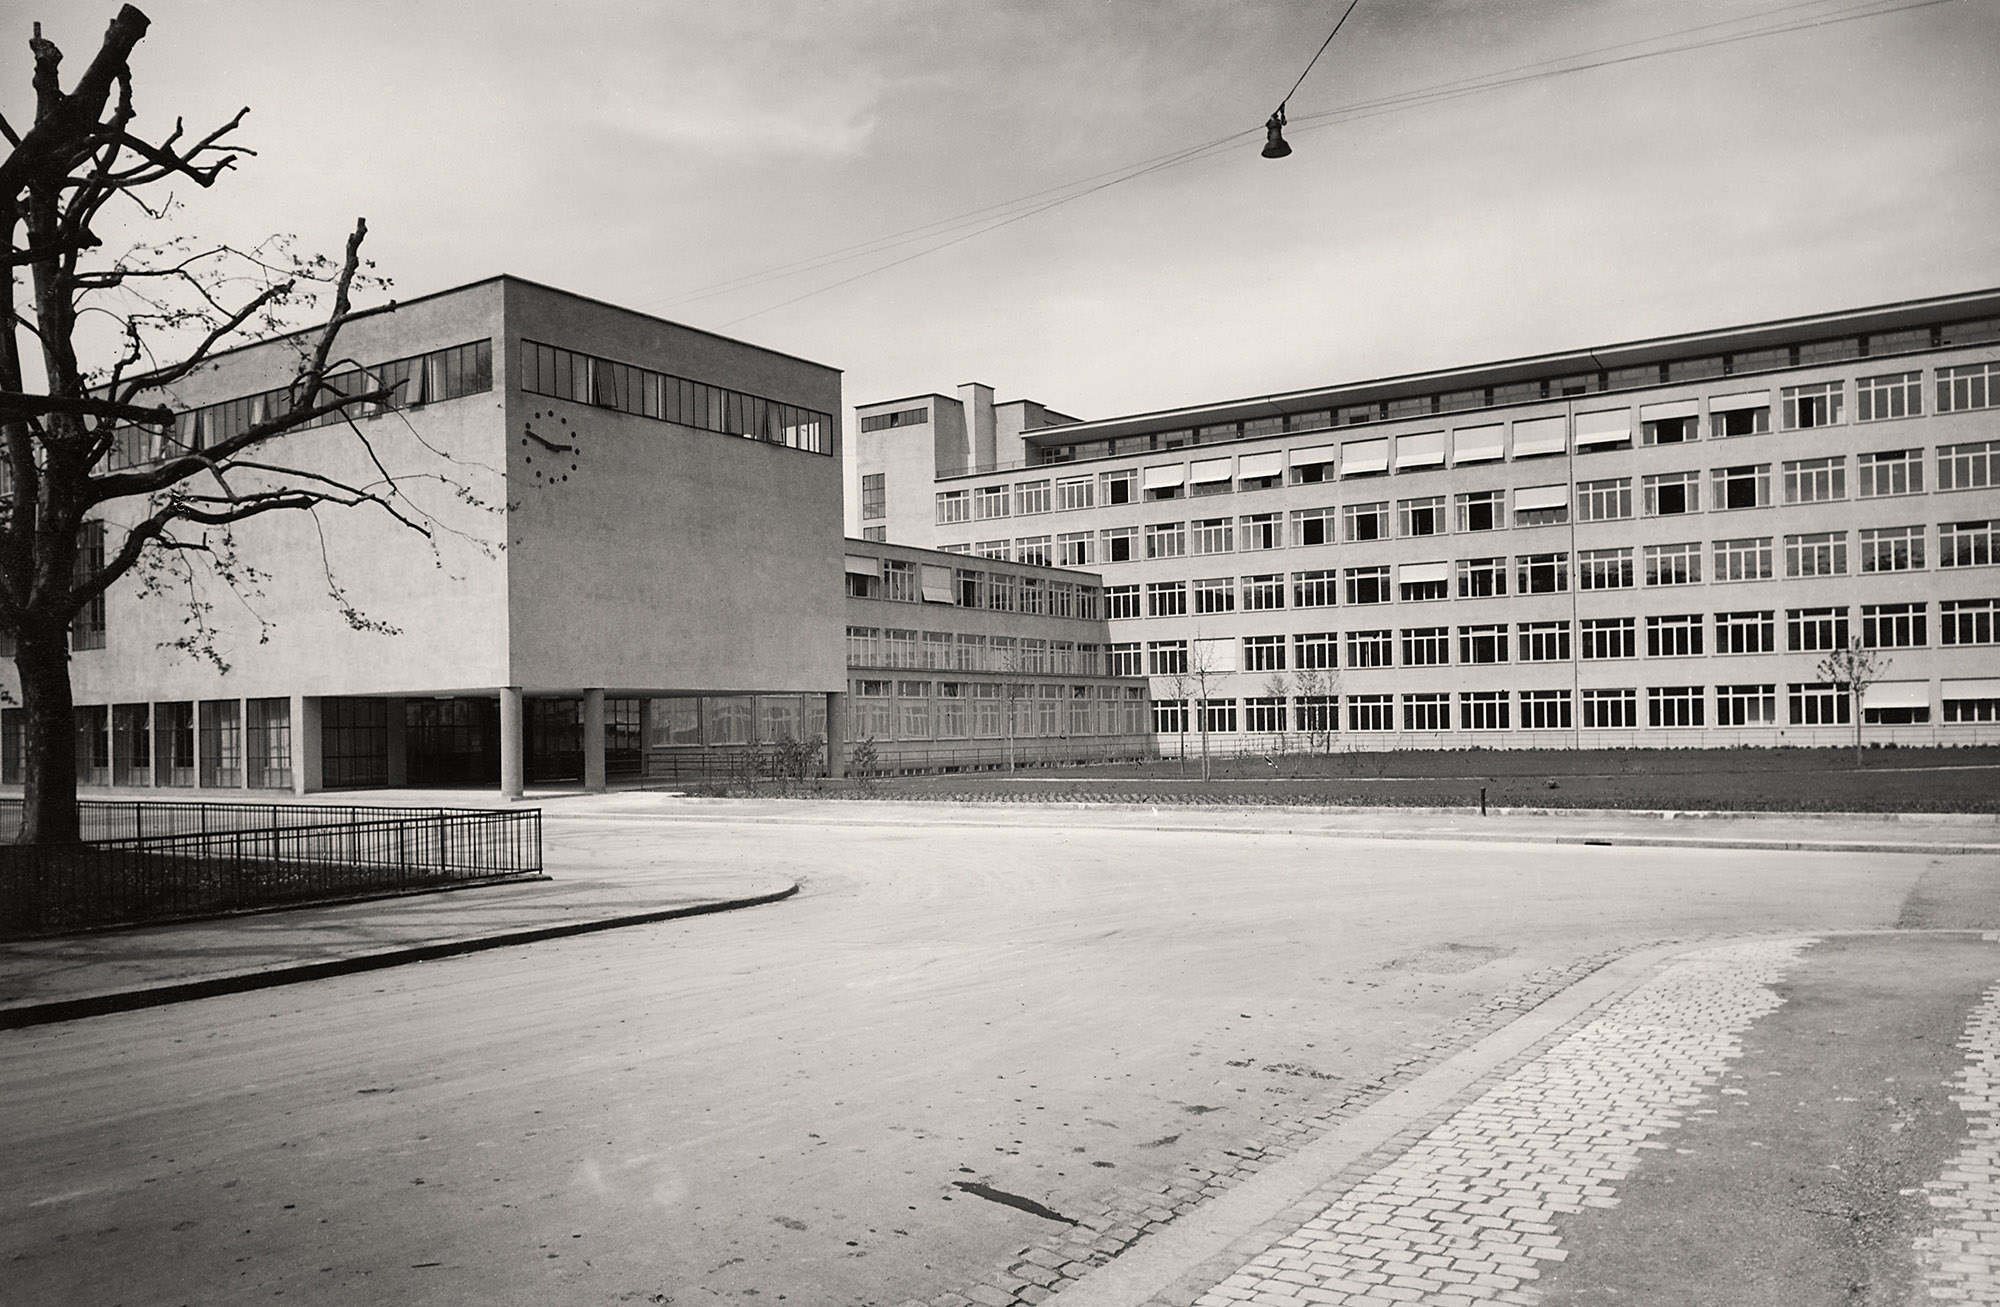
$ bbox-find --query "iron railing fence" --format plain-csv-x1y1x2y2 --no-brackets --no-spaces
0,805,542,939
0,798,499,845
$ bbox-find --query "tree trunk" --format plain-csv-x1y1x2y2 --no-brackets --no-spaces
1853,693,1864,769
16,627,79,844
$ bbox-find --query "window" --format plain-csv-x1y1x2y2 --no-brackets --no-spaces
1197,699,1238,733
1399,496,1446,536
1055,475,1094,511
1242,697,1286,733
859,406,926,433
1711,464,1770,511
1782,457,1844,504
1947,697,2000,724
1647,614,1703,657
1711,403,1770,440
1345,501,1388,542
1461,691,1510,731
976,540,1010,561
1713,537,1773,583
845,626,879,666
1146,522,1186,559
1402,627,1450,666
1240,512,1282,551
1403,693,1451,731
1295,632,1338,670
1581,617,1637,660
1399,564,1449,602
1942,521,1996,569
1014,537,1051,568
1457,556,1508,598
1938,361,1999,412
1577,547,1634,591
861,526,887,542
1293,569,1336,608
1460,624,1509,665
1100,525,1137,563
1193,518,1234,554
1348,694,1394,732
1346,566,1390,605
1292,506,1337,547
882,560,918,602
1648,686,1705,727
1644,542,1702,586
1857,372,1921,422
1785,531,1848,577
69,521,106,651
1942,598,1997,645
1787,607,1849,652
1643,471,1699,516
1512,486,1568,527
1102,469,1137,504
1148,640,1188,675
1519,689,1572,730
1152,699,1188,734
1147,581,1187,617
896,682,932,739
1244,635,1287,672
1940,440,1998,492
1782,382,1843,429
860,473,885,520
1108,643,1143,677
1242,573,1285,611
1715,610,1774,655
1862,602,1926,649
1582,688,1638,728
1859,525,1924,573
1106,584,1141,619
1456,489,1504,532
1643,416,1697,446
1519,621,1570,662
1576,478,1632,522
974,485,1008,520
1193,577,1235,615
515,340,832,452
884,629,920,668
1789,682,1850,726
198,699,242,788
1056,531,1094,567
1347,629,1393,668
1012,480,1051,516
1858,449,1924,497
1295,695,1338,732
1515,552,1569,595
1716,684,1777,727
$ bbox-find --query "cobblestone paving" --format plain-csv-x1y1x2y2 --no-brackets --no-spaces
1178,937,1812,1307
912,945,1659,1307
1917,978,2000,1302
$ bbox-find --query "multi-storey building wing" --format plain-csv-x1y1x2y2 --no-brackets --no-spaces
856,288,2000,749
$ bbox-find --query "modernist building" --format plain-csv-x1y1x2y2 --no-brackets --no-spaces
4,277,850,795
841,538,1151,772
855,289,2000,750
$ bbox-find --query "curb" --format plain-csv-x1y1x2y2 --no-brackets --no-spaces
0,881,801,1031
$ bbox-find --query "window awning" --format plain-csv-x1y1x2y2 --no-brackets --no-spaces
1574,408,1633,445
843,554,879,577
1341,437,1388,475
1512,415,1567,457
1290,444,1337,466
1398,560,1450,584
1193,637,1238,672
1945,678,2000,699
920,565,954,603
1639,399,1698,421
1238,451,1283,480
1711,390,1770,412
1191,457,1234,483
1513,483,1568,512
1142,464,1186,490
1396,430,1445,469
1452,424,1504,463
1863,680,1930,710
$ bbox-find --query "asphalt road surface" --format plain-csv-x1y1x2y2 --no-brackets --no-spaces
0,809,1966,1306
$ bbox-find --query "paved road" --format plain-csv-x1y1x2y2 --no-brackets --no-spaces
0,807,1974,1306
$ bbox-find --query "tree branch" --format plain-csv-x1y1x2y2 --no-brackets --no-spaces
0,389,170,425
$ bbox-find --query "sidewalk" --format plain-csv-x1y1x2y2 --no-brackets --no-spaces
1031,931,2000,1307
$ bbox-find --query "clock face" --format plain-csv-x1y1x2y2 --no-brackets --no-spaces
520,409,582,485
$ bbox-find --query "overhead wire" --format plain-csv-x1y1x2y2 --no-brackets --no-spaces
691,0,1956,328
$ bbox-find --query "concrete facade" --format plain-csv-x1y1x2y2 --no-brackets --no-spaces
853,288,2000,751
8,277,847,795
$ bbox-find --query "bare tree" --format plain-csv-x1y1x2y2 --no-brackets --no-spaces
1186,633,1228,783
1816,637,1890,767
1292,663,1342,756
1160,659,1192,776
0,8,474,841
1262,670,1291,761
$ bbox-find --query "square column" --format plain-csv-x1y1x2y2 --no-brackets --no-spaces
290,694,322,794
825,690,846,778
583,688,606,793
500,687,524,800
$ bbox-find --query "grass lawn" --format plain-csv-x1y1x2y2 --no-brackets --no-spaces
834,746,2000,814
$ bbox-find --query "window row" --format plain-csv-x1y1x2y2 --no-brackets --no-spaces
845,680,1150,741
519,339,831,455
6,699,294,789
846,628,1121,675
845,555,1102,617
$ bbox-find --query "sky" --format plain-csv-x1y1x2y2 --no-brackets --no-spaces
9,0,2000,426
